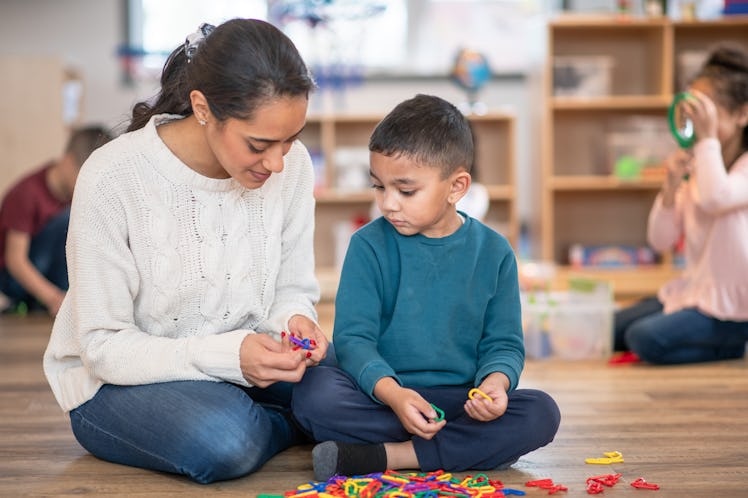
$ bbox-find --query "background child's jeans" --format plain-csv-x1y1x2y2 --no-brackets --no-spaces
69,380,306,484
0,208,70,306
615,297,748,364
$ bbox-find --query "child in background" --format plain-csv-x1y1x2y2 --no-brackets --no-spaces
293,94,560,481
614,44,748,364
43,19,328,484
0,126,111,315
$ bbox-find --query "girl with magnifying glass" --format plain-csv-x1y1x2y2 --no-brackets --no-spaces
613,44,748,365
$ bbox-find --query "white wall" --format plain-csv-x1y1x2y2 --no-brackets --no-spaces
0,0,545,256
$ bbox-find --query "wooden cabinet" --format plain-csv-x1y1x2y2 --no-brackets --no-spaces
302,112,517,298
542,15,748,299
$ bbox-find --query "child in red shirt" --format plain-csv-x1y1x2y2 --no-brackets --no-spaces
0,126,111,315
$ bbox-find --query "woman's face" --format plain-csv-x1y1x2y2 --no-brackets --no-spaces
207,95,308,189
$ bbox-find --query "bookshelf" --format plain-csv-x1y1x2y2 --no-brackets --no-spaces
542,15,748,300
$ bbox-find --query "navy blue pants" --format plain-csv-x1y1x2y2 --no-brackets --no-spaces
614,297,748,364
292,366,560,472
0,208,70,306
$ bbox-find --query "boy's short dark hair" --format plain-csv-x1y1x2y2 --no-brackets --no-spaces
369,94,474,179
65,125,114,168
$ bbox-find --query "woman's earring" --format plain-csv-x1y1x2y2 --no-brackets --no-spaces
197,116,206,126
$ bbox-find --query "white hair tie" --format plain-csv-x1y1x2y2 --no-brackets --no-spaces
184,23,215,62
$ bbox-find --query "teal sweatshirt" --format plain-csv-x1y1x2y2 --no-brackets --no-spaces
333,214,525,400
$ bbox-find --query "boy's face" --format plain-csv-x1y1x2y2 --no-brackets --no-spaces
370,151,467,238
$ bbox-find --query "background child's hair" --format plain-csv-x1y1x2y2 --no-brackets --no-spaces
65,125,113,167
127,18,315,132
369,94,474,179
694,43,748,149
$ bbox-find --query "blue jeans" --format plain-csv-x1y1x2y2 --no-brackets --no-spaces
614,298,748,364
292,366,560,472
0,208,70,305
70,380,308,484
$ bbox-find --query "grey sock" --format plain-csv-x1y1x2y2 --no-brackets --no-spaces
312,441,387,482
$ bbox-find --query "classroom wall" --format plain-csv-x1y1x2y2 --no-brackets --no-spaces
0,0,544,256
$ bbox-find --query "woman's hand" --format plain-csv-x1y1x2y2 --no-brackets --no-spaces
464,373,509,422
239,333,307,387
286,314,329,366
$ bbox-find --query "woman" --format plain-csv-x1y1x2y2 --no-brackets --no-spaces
43,19,328,483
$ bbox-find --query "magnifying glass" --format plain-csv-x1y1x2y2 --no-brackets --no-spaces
668,92,696,149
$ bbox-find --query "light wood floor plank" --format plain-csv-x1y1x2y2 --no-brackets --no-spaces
1,313,747,496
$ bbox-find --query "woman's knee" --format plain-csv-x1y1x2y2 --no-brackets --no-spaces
178,404,277,483
71,383,274,484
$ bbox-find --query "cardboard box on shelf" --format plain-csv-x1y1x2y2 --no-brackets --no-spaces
553,56,613,98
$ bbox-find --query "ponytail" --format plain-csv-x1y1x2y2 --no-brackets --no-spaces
127,46,192,132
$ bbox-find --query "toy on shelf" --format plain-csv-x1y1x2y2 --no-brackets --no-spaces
568,244,655,269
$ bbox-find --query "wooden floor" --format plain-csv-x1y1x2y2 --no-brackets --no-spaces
2,307,747,497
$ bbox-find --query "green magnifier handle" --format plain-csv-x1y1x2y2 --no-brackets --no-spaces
668,92,696,149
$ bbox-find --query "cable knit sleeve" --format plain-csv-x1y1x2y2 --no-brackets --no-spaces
68,158,248,388
255,141,320,334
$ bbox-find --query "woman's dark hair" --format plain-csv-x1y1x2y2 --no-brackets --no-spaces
127,19,315,132
695,43,748,149
369,94,474,179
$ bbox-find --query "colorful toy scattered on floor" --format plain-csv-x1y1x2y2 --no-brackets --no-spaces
262,449,660,496
266,469,526,497
584,451,624,465
263,468,660,496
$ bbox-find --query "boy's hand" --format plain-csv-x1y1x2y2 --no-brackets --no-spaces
464,373,510,422
374,378,446,440
389,387,446,439
286,314,329,366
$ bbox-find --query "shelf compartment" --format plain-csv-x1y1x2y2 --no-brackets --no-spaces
550,189,659,264
552,107,672,177
550,19,668,97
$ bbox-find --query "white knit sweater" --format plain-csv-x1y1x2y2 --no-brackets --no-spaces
43,114,320,412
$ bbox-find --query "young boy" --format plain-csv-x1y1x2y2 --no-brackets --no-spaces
292,94,560,480
0,125,111,315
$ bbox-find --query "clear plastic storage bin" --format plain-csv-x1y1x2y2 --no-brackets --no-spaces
522,284,614,360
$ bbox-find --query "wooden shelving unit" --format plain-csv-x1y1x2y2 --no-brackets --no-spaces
542,15,748,300
301,111,517,297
